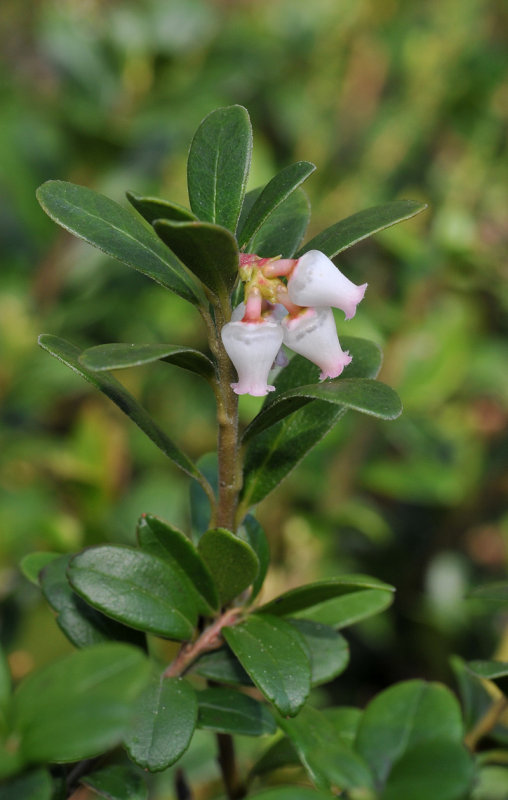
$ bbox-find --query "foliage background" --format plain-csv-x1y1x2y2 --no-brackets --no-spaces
0,0,507,794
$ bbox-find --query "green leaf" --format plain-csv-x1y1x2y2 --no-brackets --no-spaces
238,161,316,249
297,200,427,259
36,181,204,306
467,661,508,697
137,514,219,615
288,619,349,686
38,335,204,482
324,706,363,747
40,554,146,649
80,342,215,381
296,587,395,629
249,736,300,777
450,655,497,735
469,582,508,603
279,705,374,792
192,646,252,686
249,788,333,800
243,378,402,442
197,528,259,606
12,644,149,763
68,545,198,640
223,614,311,717
126,190,197,224
154,220,239,297
249,188,310,258
187,105,252,232
190,452,218,542
19,552,60,586
355,680,473,798
260,575,394,617
0,769,53,800
197,687,276,737
81,764,147,800
124,675,197,772
238,515,270,601
240,337,382,511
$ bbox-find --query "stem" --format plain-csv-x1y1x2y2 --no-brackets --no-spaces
465,695,508,750
216,732,246,800
164,608,240,678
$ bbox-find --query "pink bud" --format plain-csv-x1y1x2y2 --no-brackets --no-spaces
288,250,367,320
281,307,352,380
221,320,283,396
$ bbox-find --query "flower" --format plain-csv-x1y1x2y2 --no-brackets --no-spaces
288,249,367,320
281,307,352,379
221,319,283,396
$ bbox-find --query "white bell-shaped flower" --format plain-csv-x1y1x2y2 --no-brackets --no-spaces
288,250,367,320
281,307,352,380
221,320,283,396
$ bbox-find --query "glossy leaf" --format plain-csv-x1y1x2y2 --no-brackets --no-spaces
0,769,53,800
36,181,203,306
289,619,349,686
19,552,60,586
80,342,215,381
154,219,239,297
12,644,150,763
260,575,394,617
238,161,316,249
279,705,374,792
68,545,198,640
297,199,427,258
192,646,252,686
355,680,473,799
40,554,146,649
240,337,382,510
197,687,276,736
249,736,300,777
187,105,252,232
126,190,197,224
38,335,204,482
467,661,508,697
137,514,219,615
243,378,402,442
125,675,197,772
238,515,270,601
197,528,259,606
223,613,311,717
296,587,394,629
249,788,333,800
249,188,310,258
81,765,147,800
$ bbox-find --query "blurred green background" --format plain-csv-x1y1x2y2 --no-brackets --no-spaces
0,0,507,793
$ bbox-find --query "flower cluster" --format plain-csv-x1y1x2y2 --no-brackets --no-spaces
221,250,367,396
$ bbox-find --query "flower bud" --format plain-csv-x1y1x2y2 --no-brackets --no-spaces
281,307,352,380
288,250,367,320
221,320,283,396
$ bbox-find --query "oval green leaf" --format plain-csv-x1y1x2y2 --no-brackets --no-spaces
68,546,198,640
80,342,215,381
40,554,146,649
197,528,259,606
288,619,349,686
187,105,252,233
238,161,316,249
137,514,219,615
154,220,239,297
260,575,394,617
297,200,428,258
238,515,270,601
297,587,395,629
19,552,60,586
249,188,310,258
81,765,148,800
12,644,150,763
197,687,276,737
223,613,311,717
243,378,402,442
192,646,252,686
38,335,205,483
124,675,197,772
126,191,197,224
36,181,204,306
239,337,383,511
